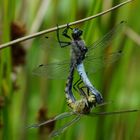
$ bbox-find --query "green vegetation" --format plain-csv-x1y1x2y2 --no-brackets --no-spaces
0,0,140,140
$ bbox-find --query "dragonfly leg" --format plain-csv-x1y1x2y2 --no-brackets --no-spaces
73,76,82,93
75,78,89,97
77,85,87,97
62,23,73,39
74,75,96,107
73,75,87,97
79,85,90,97
56,24,71,48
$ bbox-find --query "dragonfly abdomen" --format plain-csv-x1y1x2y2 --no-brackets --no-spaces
76,63,103,104
65,66,76,108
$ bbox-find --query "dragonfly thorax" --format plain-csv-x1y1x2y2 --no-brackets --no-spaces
71,40,88,65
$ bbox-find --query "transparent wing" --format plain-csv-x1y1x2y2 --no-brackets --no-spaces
32,51,122,79
36,25,72,63
34,35,56,50
88,109,138,117
32,21,125,79
27,112,74,129
49,115,80,138
86,21,125,56
84,50,122,74
32,60,70,79
32,33,70,79
32,32,71,79
38,35,70,58
81,22,125,74
96,101,113,107
49,109,138,137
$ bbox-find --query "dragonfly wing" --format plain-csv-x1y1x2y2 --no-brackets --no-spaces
54,112,75,120
32,60,70,79
27,112,74,129
88,109,138,117
49,115,80,138
39,35,59,50
39,35,70,59
84,50,122,74
96,101,113,108
87,21,125,56
33,32,71,79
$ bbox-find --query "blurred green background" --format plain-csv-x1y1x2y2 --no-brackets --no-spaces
0,0,140,140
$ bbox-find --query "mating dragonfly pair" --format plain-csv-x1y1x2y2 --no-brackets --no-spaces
29,21,138,137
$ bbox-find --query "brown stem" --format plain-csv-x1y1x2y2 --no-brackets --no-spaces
0,0,134,50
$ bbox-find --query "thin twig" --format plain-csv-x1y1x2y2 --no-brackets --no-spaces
0,0,134,50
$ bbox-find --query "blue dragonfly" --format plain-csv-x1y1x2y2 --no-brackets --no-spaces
33,21,125,104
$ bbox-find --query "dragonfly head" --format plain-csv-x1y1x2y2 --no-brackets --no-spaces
72,28,83,40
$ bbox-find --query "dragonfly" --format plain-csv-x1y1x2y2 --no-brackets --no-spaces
64,65,97,112
29,21,138,137
27,100,138,138
33,21,125,104
28,74,138,138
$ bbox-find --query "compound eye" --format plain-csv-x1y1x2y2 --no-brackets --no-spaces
79,30,83,36
72,28,83,39
73,28,79,34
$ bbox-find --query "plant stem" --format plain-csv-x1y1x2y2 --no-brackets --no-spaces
0,0,134,50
